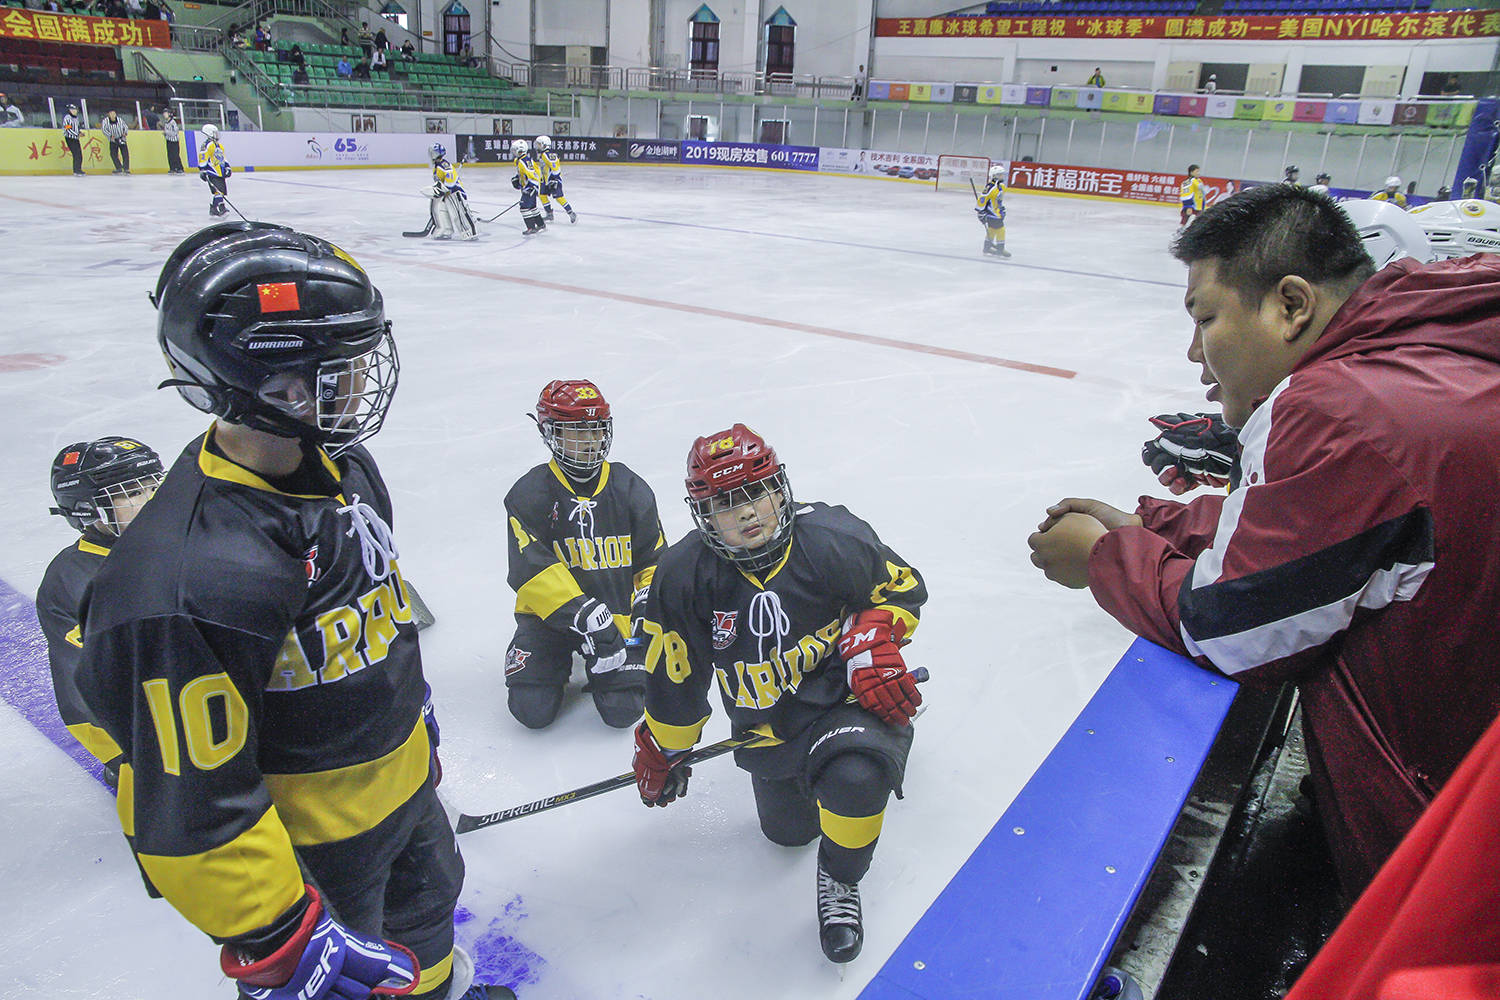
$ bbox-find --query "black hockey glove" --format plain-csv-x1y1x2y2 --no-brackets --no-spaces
510,174,522,189
1141,412,1238,494
571,597,627,672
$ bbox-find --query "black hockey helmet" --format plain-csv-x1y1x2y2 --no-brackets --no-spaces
50,436,165,534
153,225,399,456
149,221,293,309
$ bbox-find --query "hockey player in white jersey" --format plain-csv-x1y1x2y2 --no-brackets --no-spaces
428,143,477,241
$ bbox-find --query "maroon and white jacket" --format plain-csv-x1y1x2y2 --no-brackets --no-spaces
1089,254,1500,893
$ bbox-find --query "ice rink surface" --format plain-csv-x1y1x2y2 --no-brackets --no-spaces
0,163,1206,999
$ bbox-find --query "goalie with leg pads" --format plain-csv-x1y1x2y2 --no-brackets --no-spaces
426,144,477,241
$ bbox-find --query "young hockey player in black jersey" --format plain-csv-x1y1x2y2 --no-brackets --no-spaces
504,379,665,729
75,221,511,1000
632,423,927,964
37,436,165,788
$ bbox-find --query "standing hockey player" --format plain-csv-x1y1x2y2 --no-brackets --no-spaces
38,436,165,788
1310,171,1332,196
75,222,511,1000
1284,164,1301,186
532,135,577,224
975,164,1011,258
1180,164,1205,227
62,102,83,175
504,379,664,729
198,122,231,217
102,109,130,174
428,142,477,240
510,138,546,236
632,423,928,963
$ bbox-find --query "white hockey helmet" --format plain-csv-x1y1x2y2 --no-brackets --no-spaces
202,123,219,141
1384,175,1402,191
1409,199,1500,258
988,164,1004,183
429,142,445,163
1339,198,1434,269
511,138,529,158
534,134,551,151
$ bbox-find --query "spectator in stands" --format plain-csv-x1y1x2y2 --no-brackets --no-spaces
352,58,371,81
1086,67,1105,87
1027,183,1500,900
0,93,23,128
159,2,171,22
358,21,374,58
123,0,141,17
459,41,476,68
371,47,387,73
852,64,865,101
289,43,305,64
101,109,129,174
400,39,416,62
253,23,268,50
160,108,183,173
292,65,308,84
336,56,353,79
1203,73,1217,93
374,25,389,50
1440,74,1461,97
340,26,350,46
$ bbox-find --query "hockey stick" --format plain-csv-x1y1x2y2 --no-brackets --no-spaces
454,667,929,836
403,199,437,238
479,200,521,224
222,195,251,223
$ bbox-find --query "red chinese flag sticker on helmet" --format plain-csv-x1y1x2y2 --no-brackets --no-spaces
63,452,80,466
256,282,301,314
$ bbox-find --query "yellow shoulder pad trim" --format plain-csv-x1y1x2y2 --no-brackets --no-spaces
263,719,430,846
515,562,585,620
66,721,122,765
77,538,112,557
547,460,611,497
644,709,709,752
632,564,657,592
64,623,83,649
136,804,305,938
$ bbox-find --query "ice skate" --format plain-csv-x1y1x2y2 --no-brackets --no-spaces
816,861,863,964
449,946,518,999
566,206,577,223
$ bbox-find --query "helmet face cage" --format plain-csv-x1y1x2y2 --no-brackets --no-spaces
540,415,613,479
202,123,218,140
300,322,400,457
535,134,551,150
686,467,794,572
429,143,445,163
95,472,168,534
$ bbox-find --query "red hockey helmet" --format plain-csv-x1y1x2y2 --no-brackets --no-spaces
685,423,795,571
534,379,612,480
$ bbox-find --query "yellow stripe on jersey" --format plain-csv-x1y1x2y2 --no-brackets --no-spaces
874,605,920,641
633,563,658,593
78,538,111,557
818,804,885,849
137,804,304,938
737,543,794,590
64,623,83,648
644,708,709,752
263,719,430,846
67,721,123,765
548,459,611,497
514,559,585,620
515,156,543,184
116,762,136,835
198,427,342,498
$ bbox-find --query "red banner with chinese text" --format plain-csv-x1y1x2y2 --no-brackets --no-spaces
877,12,1500,41
1008,161,1241,207
0,9,170,49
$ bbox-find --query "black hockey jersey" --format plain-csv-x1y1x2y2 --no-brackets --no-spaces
76,428,429,943
36,532,122,766
506,460,665,638
641,501,926,751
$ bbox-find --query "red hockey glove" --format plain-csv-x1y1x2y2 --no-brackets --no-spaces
838,609,921,726
633,722,692,807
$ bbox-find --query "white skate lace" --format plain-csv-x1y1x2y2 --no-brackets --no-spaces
568,496,598,540
337,493,398,582
749,590,790,665
818,866,862,926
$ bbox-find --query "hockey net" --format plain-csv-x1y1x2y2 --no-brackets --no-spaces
935,154,992,193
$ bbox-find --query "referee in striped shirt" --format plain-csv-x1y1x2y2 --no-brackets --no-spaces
102,110,129,174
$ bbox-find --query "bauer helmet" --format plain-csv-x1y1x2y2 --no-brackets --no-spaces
153,225,398,457
150,221,293,309
511,138,529,158
49,437,165,534
685,423,795,573
988,164,1004,184
534,134,552,151
1339,199,1434,269
1384,175,1402,191
534,379,612,480
429,142,446,163
201,123,219,141
1409,199,1500,258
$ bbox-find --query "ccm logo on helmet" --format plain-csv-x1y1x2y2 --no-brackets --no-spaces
711,462,745,480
